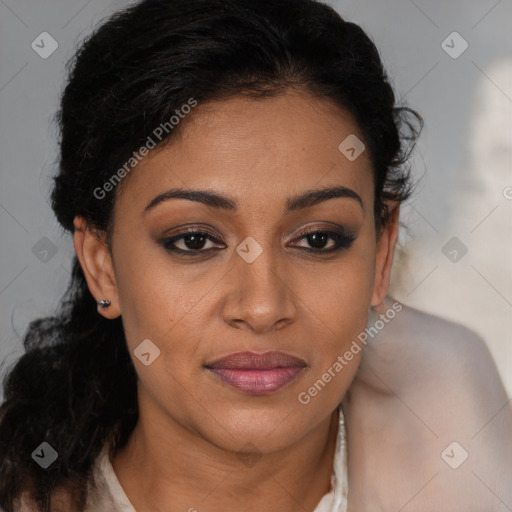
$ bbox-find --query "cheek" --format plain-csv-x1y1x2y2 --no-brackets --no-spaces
113,247,217,377
113,245,178,344
294,256,372,407
306,243,375,381
117,271,196,346
304,237,376,327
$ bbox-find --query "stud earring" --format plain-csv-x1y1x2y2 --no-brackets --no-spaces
98,300,111,309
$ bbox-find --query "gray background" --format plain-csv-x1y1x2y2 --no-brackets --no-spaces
1,0,511,401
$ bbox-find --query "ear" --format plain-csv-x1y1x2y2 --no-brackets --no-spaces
370,203,400,308
73,216,121,319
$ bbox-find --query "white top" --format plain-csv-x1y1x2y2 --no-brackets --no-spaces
85,405,348,512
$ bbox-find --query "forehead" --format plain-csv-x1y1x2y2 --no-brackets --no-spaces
115,88,373,214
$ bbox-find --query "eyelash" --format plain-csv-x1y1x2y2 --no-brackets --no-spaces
157,227,356,256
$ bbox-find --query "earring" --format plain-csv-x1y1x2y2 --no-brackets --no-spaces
98,300,111,309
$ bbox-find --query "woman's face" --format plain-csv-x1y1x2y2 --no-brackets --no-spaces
79,88,393,454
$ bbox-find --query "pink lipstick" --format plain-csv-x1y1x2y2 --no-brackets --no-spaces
204,351,306,395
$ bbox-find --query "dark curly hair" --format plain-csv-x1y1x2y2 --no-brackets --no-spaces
0,0,423,510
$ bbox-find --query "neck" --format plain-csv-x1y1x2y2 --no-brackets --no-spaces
111,405,341,512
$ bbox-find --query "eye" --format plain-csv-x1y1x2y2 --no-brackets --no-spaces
157,227,356,257
290,228,356,253
158,229,224,254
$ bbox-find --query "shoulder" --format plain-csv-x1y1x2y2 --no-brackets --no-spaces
356,295,507,401
344,296,512,510
357,295,511,442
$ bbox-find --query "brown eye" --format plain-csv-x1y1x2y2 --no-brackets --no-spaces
159,230,223,254
291,229,356,253
158,227,355,257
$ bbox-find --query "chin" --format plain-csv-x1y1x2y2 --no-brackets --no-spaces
196,402,314,453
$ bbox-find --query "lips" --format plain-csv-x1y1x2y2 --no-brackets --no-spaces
204,351,307,395
205,351,307,370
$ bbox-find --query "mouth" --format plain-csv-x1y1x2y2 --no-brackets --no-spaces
204,351,307,396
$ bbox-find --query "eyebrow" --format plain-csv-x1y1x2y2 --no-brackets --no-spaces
143,185,364,214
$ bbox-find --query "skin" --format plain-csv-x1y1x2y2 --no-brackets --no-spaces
73,87,399,512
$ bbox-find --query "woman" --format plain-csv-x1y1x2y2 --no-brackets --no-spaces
1,0,510,511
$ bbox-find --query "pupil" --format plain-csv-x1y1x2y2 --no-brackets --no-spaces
308,232,328,249
185,233,206,250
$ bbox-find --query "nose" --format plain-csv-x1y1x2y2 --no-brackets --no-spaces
221,243,297,335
